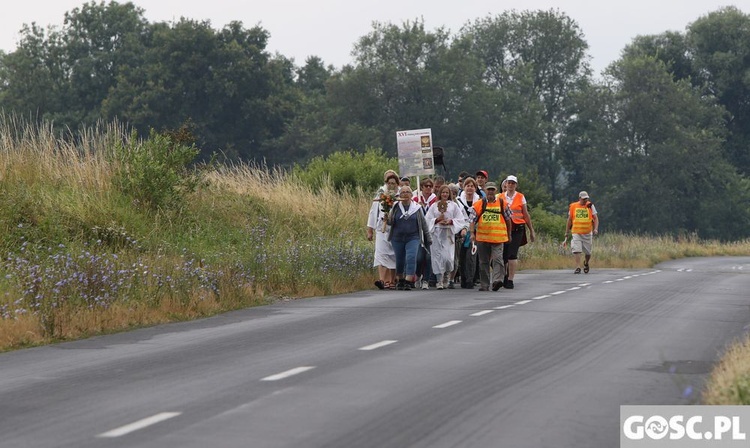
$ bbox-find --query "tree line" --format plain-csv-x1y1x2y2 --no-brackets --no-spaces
1,1,749,240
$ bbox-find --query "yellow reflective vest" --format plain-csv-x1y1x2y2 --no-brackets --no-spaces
473,197,509,243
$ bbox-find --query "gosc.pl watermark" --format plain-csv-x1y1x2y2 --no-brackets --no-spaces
621,406,749,447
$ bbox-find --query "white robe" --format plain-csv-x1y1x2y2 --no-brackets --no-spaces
425,200,467,277
367,200,396,269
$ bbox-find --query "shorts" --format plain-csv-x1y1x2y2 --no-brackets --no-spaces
503,224,525,261
571,233,593,255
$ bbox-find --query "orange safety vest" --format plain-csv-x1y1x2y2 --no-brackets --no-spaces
569,202,594,234
473,197,509,243
507,192,527,225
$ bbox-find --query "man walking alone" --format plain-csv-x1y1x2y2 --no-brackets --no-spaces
565,191,599,274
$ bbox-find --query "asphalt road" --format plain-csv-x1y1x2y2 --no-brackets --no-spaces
1,257,749,448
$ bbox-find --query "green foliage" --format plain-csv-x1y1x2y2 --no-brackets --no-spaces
530,208,567,242
113,129,201,210
292,148,397,192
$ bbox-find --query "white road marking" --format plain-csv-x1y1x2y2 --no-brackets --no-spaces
471,310,494,317
567,286,581,291
615,278,624,281
550,290,566,295
578,283,591,286
98,412,181,438
433,320,462,329
359,340,398,351
531,295,550,300
261,366,316,381
494,305,515,310
514,300,532,305
603,280,614,284
623,276,633,279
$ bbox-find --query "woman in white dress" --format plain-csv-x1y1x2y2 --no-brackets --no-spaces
425,185,467,289
366,171,399,289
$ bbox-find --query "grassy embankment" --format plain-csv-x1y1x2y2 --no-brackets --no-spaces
0,117,749,404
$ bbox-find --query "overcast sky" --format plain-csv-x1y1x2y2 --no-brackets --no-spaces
0,0,746,75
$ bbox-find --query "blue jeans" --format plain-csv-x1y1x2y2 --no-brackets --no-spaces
417,245,432,282
392,238,420,278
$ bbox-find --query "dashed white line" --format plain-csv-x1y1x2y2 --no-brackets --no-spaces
261,366,316,381
359,340,398,351
98,412,181,438
550,291,566,295
578,283,591,286
494,305,515,310
531,295,550,300
603,280,614,284
433,320,462,329
470,310,494,317
615,278,624,282
514,300,532,305
567,286,581,291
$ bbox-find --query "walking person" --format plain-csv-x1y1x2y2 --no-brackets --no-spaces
446,183,466,289
475,170,489,198
388,186,432,290
425,185,467,290
367,170,399,289
455,177,481,289
413,178,437,289
565,191,599,274
469,182,511,292
501,175,536,289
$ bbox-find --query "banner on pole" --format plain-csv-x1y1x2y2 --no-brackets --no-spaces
396,128,435,177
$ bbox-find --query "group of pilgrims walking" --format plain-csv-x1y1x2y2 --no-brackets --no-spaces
366,169,538,292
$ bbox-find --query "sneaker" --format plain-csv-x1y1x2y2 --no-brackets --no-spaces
504,279,514,289
396,279,405,290
421,280,429,290
447,281,455,289
403,281,412,291
436,281,444,290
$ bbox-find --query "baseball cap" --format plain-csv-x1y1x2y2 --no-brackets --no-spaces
476,170,488,178
579,191,590,199
485,182,498,190
400,176,410,182
505,175,518,183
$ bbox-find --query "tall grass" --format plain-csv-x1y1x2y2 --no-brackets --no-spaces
1,115,750,357
702,335,750,405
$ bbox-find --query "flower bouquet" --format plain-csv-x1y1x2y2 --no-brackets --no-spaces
379,191,397,231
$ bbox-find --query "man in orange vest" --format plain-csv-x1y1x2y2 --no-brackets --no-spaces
565,191,599,274
469,182,512,291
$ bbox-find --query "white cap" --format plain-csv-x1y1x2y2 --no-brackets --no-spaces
505,175,518,183
579,191,589,199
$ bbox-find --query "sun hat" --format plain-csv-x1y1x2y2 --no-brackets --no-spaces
579,191,590,199
485,182,498,190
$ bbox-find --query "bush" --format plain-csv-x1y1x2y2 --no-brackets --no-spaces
530,208,567,241
292,148,397,192
114,129,201,211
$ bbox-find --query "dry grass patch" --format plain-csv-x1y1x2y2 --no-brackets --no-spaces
703,335,750,405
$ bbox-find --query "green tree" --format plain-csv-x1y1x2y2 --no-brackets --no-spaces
687,6,750,176
461,9,591,198
584,55,750,239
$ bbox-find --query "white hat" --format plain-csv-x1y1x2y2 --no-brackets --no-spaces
579,191,590,199
505,175,518,183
